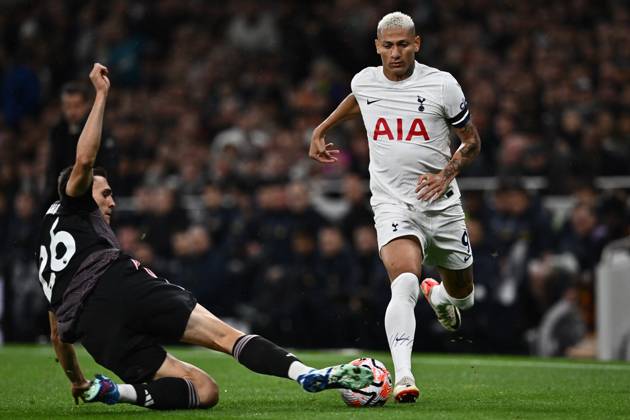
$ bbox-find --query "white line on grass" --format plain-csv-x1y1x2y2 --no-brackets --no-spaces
296,353,630,371
418,358,630,371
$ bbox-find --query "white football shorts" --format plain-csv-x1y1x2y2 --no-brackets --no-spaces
373,201,473,270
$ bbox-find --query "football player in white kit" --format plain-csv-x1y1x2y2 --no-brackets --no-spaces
309,11,481,403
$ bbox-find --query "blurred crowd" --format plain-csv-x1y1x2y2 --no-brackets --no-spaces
1,0,630,355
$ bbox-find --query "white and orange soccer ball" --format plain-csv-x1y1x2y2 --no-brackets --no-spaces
340,358,393,407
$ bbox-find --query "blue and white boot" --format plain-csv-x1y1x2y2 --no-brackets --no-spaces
297,364,373,393
83,374,120,405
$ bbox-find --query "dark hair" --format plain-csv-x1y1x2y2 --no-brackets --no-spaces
60,82,90,101
57,166,108,199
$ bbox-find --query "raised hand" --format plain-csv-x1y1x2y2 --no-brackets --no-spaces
89,63,110,95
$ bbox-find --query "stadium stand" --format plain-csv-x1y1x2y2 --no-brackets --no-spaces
1,0,629,356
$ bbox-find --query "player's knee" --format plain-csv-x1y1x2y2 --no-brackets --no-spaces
193,374,219,408
385,257,421,280
388,268,421,281
175,361,219,408
387,262,421,281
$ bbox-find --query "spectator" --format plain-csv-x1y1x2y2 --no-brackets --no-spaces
141,186,190,259
528,256,587,357
226,0,279,53
200,183,233,246
171,226,227,315
315,225,360,347
338,174,373,241
488,178,553,260
1,52,40,128
5,191,47,341
285,180,325,237
464,218,521,353
351,225,389,348
557,203,602,272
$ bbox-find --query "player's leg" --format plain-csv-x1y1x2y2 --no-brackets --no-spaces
437,265,474,305
420,204,475,330
150,353,219,407
79,261,216,410
380,236,423,403
82,259,371,408
181,304,373,392
84,353,218,409
421,266,474,331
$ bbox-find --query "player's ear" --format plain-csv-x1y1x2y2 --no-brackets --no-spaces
414,35,421,53
375,38,380,54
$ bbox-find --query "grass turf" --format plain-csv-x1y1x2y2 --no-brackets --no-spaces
1,345,629,419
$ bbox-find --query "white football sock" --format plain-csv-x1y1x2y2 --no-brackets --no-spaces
447,288,475,310
430,282,475,310
118,384,138,403
429,282,450,307
288,360,313,381
384,272,419,383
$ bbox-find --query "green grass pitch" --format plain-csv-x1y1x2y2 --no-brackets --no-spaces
1,345,629,419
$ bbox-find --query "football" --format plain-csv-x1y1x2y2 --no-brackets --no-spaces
339,358,393,407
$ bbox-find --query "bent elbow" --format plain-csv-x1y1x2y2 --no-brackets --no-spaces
75,156,95,170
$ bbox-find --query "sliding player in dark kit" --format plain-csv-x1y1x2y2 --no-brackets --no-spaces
39,63,372,410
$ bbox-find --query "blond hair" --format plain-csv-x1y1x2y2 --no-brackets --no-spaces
377,11,415,37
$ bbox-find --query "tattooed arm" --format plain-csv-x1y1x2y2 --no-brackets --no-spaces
444,121,482,180
416,120,481,201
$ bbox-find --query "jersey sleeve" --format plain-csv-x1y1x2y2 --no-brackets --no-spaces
350,73,361,98
59,176,98,213
442,74,470,128
350,68,370,98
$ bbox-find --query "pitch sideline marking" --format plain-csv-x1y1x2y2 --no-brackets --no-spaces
417,358,630,371
295,353,630,372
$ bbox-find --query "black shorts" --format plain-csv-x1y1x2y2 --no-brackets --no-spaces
77,258,197,383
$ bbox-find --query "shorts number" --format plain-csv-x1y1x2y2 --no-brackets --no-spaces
461,230,471,254
38,217,76,302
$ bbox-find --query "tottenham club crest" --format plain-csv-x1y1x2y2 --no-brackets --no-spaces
417,96,426,112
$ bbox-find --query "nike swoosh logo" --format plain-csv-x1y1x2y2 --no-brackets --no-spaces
464,255,471,262
367,99,382,105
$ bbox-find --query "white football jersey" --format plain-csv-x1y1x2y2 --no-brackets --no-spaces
351,61,470,210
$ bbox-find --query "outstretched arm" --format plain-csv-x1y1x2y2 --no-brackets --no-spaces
65,63,110,197
49,312,91,404
309,93,361,163
416,120,481,201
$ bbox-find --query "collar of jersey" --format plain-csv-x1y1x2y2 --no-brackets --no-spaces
378,61,420,86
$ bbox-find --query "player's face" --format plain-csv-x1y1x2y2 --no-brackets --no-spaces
61,93,89,125
92,175,116,224
375,28,420,81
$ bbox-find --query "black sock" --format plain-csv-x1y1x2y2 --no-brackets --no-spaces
132,377,199,410
232,334,300,378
